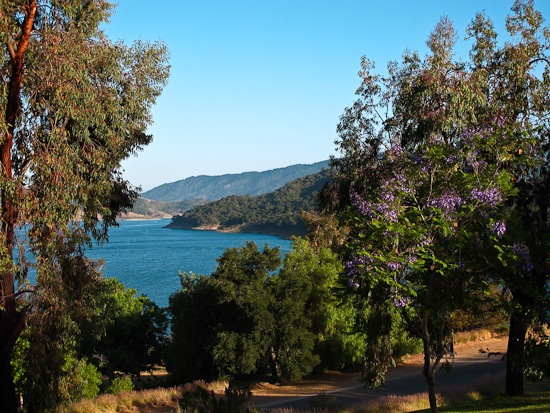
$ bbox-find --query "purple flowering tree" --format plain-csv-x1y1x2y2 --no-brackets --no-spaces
328,1,549,411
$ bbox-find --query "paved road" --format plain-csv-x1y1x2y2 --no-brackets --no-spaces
252,343,507,411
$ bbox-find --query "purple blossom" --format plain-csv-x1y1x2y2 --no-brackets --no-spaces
493,114,506,127
461,125,493,141
418,236,432,248
380,190,395,203
470,159,488,173
345,255,370,277
388,142,404,159
387,262,400,271
348,279,360,288
470,187,502,207
393,297,410,307
391,173,413,195
490,221,506,238
445,155,457,164
350,190,373,217
376,202,398,223
510,243,534,272
430,191,464,213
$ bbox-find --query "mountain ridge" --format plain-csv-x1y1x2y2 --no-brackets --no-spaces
141,160,330,203
166,169,331,238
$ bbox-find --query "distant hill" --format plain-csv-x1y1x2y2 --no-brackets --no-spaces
128,197,207,218
141,160,330,203
166,169,331,238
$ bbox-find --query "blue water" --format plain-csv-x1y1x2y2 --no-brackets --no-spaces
85,219,292,306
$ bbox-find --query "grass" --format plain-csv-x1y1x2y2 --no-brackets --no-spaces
63,377,550,413
61,386,181,413
432,379,550,413
62,380,229,413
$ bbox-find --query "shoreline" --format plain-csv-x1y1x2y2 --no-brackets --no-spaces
165,223,297,240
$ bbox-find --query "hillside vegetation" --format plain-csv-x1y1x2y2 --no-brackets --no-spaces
141,160,329,203
129,197,206,218
166,169,331,238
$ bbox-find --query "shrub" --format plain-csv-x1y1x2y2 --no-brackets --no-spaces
106,376,135,395
178,381,257,413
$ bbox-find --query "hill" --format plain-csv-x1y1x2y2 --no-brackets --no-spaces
166,169,331,238
141,160,329,203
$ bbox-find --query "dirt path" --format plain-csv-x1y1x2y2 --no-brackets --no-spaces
251,336,509,411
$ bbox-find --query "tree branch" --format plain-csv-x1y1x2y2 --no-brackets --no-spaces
6,42,16,61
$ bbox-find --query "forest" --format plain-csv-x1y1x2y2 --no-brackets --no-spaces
2,1,550,413
167,169,331,238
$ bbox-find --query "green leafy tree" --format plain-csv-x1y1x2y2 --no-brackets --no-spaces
276,238,365,374
167,242,280,383
16,247,105,412
79,278,168,378
166,272,220,383
469,2,550,395
328,1,549,410
0,1,169,411
209,242,280,380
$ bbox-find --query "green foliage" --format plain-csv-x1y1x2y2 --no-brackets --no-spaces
326,0,550,409
0,0,169,410
106,376,135,395
209,242,280,379
277,238,365,373
14,276,165,411
167,238,365,384
524,330,550,381
58,354,102,404
168,169,331,237
165,272,220,383
79,278,169,378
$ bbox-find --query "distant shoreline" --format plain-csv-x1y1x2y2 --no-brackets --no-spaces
118,212,171,221
165,222,299,240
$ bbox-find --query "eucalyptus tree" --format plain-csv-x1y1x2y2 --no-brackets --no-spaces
329,1,549,411
0,1,169,411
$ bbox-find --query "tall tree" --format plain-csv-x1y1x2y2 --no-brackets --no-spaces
327,1,549,410
0,1,169,411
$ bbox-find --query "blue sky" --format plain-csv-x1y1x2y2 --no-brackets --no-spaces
104,1,549,191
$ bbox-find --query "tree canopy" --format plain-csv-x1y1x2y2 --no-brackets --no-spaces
166,239,365,384
0,1,169,411
326,1,550,411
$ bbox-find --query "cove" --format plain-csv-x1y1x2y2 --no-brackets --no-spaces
86,219,292,306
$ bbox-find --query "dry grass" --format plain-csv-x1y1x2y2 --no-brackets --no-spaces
453,328,497,345
62,380,230,413
61,386,181,413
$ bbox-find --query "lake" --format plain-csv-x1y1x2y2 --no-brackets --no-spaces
85,219,292,306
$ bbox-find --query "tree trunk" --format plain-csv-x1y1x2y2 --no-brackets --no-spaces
269,347,280,383
421,313,439,413
506,311,531,396
0,310,25,413
0,4,37,412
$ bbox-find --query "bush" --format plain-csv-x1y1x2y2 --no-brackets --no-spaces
106,376,135,395
178,382,258,413
59,354,102,403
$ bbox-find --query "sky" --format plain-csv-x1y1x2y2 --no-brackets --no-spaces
103,1,550,192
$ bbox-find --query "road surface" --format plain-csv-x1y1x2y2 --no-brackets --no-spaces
251,337,508,411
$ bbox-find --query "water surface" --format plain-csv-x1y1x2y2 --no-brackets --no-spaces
86,219,292,306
